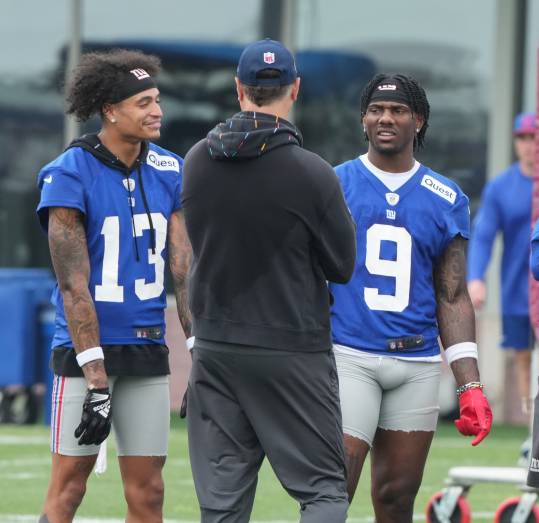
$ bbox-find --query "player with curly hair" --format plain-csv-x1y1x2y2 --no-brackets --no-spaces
330,73,492,521
36,49,192,523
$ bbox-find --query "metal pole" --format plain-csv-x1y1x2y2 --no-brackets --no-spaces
259,0,296,59
260,0,284,40
64,0,82,147
279,0,296,53
259,0,297,122
487,0,524,180
280,0,297,124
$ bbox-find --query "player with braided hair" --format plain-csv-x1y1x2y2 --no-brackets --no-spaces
360,73,430,150
330,73,492,521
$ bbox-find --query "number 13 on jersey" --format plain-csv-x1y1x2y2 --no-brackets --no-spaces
364,223,412,312
95,213,167,303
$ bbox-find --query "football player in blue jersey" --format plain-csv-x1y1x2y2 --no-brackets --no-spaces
36,49,191,523
330,73,492,522
468,112,536,420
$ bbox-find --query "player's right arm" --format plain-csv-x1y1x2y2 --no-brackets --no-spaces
48,206,107,388
49,206,111,445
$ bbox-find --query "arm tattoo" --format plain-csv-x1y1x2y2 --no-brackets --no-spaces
434,236,475,346
434,235,480,384
168,210,193,339
48,207,106,386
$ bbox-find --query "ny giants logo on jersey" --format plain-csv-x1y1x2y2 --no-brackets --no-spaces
386,209,396,220
147,152,180,173
420,175,456,204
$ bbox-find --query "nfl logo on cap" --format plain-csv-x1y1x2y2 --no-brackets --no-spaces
263,52,275,64
237,39,297,87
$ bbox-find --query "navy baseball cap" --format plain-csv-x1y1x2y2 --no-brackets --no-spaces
237,38,298,87
513,112,536,135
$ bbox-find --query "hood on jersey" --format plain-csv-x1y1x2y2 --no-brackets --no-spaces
66,133,155,261
66,133,150,171
206,111,302,160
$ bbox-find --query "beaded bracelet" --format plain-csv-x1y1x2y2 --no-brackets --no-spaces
456,381,484,397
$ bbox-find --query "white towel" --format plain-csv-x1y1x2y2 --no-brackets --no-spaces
94,440,107,475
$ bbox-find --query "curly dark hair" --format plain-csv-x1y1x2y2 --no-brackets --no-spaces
360,73,430,150
66,49,161,121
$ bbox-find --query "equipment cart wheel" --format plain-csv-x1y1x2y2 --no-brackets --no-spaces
426,491,471,523
494,495,539,523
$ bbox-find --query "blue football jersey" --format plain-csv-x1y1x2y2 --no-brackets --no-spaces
37,140,183,348
330,157,470,357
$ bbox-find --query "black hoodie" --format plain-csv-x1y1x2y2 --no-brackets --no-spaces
182,111,356,352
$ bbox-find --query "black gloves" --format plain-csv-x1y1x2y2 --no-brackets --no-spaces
74,387,112,445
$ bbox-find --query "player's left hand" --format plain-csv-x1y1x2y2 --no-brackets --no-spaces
74,387,112,445
179,388,188,419
454,387,492,446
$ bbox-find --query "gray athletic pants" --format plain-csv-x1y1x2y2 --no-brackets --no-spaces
187,340,348,523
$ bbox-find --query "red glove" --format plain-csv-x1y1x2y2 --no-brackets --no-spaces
454,387,492,446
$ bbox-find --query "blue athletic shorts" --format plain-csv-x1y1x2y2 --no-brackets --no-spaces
501,315,533,350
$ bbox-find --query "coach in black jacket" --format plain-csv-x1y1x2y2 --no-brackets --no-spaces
182,39,356,523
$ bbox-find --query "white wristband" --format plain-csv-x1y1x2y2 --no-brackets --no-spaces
76,346,105,367
444,342,478,365
186,337,195,352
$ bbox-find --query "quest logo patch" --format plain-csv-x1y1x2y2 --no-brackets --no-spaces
147,152,180,173
420,175,456,204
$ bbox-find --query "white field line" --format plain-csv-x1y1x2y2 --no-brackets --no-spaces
0,457,50,467
432,437,526,449
2,472,43,480
0,435,49,445
0,513,497,523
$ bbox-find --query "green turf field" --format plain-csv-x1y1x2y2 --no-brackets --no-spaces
0,419,530,522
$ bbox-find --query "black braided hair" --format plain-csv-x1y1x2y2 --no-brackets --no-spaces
66,49,161,121
360,73,430,150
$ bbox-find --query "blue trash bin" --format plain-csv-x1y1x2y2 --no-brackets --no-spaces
0,283,37,386
0,269,55,423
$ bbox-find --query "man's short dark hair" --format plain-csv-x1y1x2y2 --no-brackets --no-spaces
243,69,292,107
360,73,430,150
66,49,161,121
